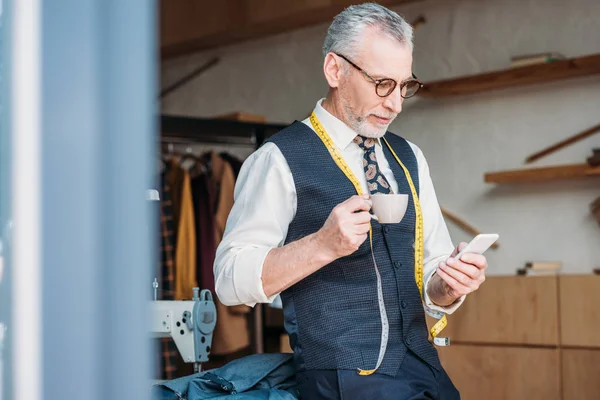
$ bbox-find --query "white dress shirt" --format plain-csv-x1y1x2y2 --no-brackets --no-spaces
214,99,465,314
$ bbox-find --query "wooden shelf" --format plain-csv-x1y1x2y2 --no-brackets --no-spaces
419,53,600,97
485,163,600,184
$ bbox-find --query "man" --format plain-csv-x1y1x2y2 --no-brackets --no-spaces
214,3,487,399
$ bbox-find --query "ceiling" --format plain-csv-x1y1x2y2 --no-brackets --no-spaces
160,0,420,59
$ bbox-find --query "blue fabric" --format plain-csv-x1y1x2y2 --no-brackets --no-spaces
353,135,393,194
267,122,441,377
150,353,299,399
296,350,460,400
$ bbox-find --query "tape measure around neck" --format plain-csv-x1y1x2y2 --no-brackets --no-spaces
310,113,387,375
309,112,449,371
381,136,449,346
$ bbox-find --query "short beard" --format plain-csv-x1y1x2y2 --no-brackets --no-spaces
340,92,393,139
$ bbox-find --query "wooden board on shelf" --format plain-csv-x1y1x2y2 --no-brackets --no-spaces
562,348,600,400
484,163,600,184
215,112,267,124
419,53,600,97
437,345,560,400
427,276,559,345
559,275,600,348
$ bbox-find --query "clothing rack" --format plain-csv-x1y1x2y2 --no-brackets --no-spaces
160,114,289,355
161,114,288,146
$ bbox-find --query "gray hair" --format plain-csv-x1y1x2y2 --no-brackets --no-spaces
322,3,413,59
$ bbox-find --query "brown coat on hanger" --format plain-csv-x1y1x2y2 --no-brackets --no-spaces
210,152,252,356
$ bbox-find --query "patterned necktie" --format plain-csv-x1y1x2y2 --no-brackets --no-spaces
353,135,394,195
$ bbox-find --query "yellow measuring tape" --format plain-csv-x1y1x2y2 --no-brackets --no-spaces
309,112,449,375
381,136,449,344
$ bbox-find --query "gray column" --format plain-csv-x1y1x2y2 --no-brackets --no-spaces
0,0,13,398
41,1,157,399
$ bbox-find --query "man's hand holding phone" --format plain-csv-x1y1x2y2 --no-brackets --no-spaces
429,234,498,306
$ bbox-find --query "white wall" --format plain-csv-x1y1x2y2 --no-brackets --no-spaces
161,0,600,275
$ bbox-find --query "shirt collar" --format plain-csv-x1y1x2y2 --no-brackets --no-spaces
312,98,381,150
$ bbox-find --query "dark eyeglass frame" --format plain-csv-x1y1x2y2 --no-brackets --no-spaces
334,52,423,98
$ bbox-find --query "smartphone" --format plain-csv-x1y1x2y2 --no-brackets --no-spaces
454,233,499,260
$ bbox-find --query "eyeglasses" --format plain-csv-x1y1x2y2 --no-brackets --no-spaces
334,53,423,98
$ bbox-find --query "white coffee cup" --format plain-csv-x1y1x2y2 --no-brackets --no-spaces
370,193,409,224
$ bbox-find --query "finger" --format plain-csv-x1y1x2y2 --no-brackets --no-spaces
445,257,480,280
355,221,371,234
342,194,369,205
459,253,487,270
356,232,368,245
436,266,470,296
350,210,372,224
450,242,467,258
343,195,372,213
439,261,476,289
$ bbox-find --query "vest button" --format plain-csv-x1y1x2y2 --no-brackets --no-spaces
405,337,412,346
383,226,390,233
401,301,407,309
394,261,402,269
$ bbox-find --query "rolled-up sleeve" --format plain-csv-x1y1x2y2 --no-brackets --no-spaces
214,143,296,307
410,142,466,315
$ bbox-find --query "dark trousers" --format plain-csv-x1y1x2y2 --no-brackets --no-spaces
296,350,460,400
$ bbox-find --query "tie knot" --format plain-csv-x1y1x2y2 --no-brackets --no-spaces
353,135,376,151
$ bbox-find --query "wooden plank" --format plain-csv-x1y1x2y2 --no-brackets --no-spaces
160,0,419,58
525,123,600,164
562,348,600,400
440,207,499,248
419,53,600,97
484,163,600,184
559,275,600,347
160,1,243,47
428,276,559,345
437,345,560,400
214,112,267,124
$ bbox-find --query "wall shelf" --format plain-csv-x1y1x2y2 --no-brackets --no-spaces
418,53,600,97
485,163,600,184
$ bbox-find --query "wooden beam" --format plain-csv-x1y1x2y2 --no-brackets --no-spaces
485,164,600,184
525,123,600,164
160,0,419,59
441,207,499,248
419,53,600,97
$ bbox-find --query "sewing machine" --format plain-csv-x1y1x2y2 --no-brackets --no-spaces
146,190,217,372
150,284,217,373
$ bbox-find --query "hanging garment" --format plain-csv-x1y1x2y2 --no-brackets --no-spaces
158,177,179,380
219,152,243,179
209,153,252,356
166,160,198,301
165,158,185,245
190,167,216,293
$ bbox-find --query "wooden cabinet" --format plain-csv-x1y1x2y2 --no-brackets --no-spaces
559,275,600,347
437,276,559,345
434,275,600,400
562,349,600,400
438,345,561,400
270,276,600,398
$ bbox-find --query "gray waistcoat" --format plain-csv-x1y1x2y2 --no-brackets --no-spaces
267,122,441,377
